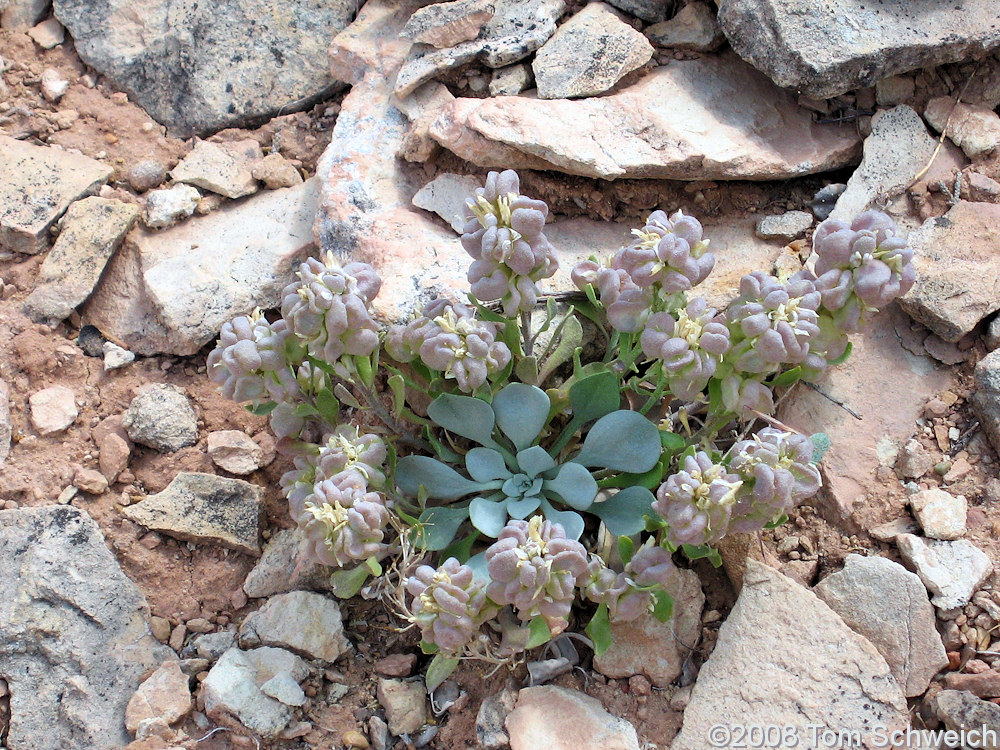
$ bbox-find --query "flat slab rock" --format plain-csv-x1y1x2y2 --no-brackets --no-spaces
239,590,350,662
505,686,639,750
0,506,169,750
717,0,1000,99
671,561,908,750
0,135,112,255
429,51,861,180
972,348,1000,456
243,527,333,599
82,178,318,356
778,307,952,530
23,197,139,324
896,533,993,611
52,0,355,136
122,471,263,555
201,647,293,738
814,554,948,697
899,201,1000,343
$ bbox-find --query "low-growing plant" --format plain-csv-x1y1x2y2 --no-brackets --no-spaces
208,170,915,687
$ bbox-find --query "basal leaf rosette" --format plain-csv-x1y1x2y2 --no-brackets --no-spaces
280,254,382,367
394,383,662,544
461,170,557,316
727,428,822,533
485,516,589,634
385,298,511,392
405,557,498,656
653,451,743,547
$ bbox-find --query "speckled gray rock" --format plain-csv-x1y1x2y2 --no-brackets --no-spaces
532,3,653,99
401,0,494,48
900,201,1000,343
932,690,1000,737
755,210,813,242
489,63,533,95
896,534,993,611
122,472,262,555
201,647,292,738
23,197,139,324
260,672,306,707
1,0,50,32
973,348,1000,455
717,0,1000,99
52,0,356,137
0,135,112,255
814,554,948,697
122,384,197,452
0,506,169,750
829,106,937,222
0,380,10,465
604,0,669,23
671,561,908,750
240,591,350,662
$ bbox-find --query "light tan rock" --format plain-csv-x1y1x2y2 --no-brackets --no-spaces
29,385,78,435
98,431,131,484
901,201,1000,342
671,561,908,750
505,686,639,750
431,52,860,180
910,488,967,540
0,136,112,254
401,0,494,48
532,3,653,99
814,554,948,697
376,678,427,736
23,197,139,324
207,430,264,475
125,661,192,733
73,467,109,495
645,2,725,51
411,173,482,232
251,153,302,189
593,568,703,687
170,139,260,199
239,591,349,662
28,17,65,48
925,96,1000,159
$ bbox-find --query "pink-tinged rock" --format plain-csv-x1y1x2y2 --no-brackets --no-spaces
778,307,952,531
925,97,1000,159
82,178,318,356
374,653,416,677
430,52,860,180
505,686,639,750
207,430,264,475
74,467,109,495
29,385,78,435
98,431,131,484
910,488,966,540
900,201,1000,343
125,661,192,734
593,568,703,687
0,135,112,254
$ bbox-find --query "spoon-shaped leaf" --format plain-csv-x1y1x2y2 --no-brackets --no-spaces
569,370,620,423
492,383,550,450
416,506,470,551
543,461,599,511
396,455,486,499
571,411,661,473
516,445,556,478
428,393,500,449
589,486,655,537
539,498,585,540
470,496,511,537
466,447,511,482
506,495,542,519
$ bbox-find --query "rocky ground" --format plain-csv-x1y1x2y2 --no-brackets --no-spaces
3,0,1000,748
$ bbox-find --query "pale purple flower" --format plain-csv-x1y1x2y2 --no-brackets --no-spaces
653,452,742,547
300,473,391,567
615,210,714,292
406,558,497,656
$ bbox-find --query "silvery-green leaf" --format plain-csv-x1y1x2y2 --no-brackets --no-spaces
492,382,550,450
396,455,485,500
417,506,470,551
506,495,542,519
466,447,511,482
470,496,510,537
571,411,661,473
543,461,598,510
589,486,655,537
569,370,620,423
539,498,585,540
428,393,499,448
516,445,556,478
465,551,489,582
